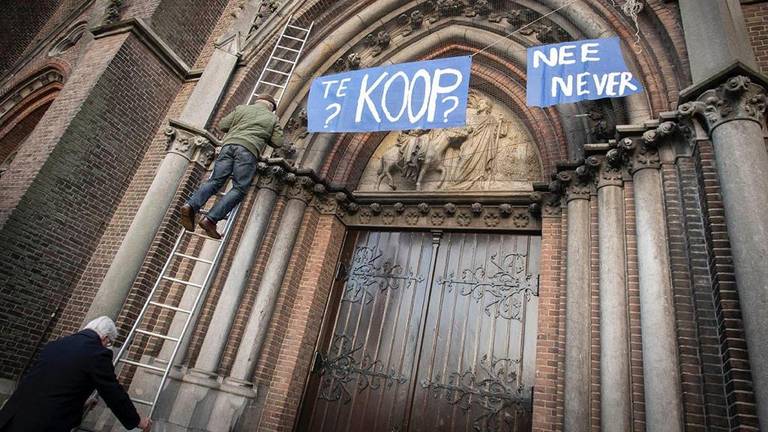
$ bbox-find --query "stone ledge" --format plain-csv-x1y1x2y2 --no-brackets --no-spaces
678,61,768,102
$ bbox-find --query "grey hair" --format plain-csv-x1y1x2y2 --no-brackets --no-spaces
83,316,118,341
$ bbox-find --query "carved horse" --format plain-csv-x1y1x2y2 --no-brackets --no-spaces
376,127,472,191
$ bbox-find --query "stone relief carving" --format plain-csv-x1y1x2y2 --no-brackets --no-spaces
358,92,542,192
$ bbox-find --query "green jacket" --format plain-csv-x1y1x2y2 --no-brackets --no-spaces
219,103,284,157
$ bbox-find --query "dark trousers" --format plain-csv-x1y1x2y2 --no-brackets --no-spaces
186,144,258,222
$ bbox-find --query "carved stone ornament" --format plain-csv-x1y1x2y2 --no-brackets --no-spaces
628,136,660,174
678,75,767,133
542,194,563,217
597,162,624,189
165,121,217,168
557,171,593,202
255,164,284,191
364,31,391,57
285,176,315,202
342,202,540,231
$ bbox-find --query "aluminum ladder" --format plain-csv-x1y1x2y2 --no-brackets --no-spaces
105,17,314,420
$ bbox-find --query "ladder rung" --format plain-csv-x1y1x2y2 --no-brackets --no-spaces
149,301,192,314
287,24,309,33
119,358,166,373
198,209,229,220
272,56,295,64
276,45,300,53
281,34,305,42
136,329,180,342
174,252,214,265
131,397,154,406
259,81,286,89
161,276,203,288
265,68,290,76
185,231,223,241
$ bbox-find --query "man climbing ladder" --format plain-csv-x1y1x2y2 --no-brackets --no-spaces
180,94,284,239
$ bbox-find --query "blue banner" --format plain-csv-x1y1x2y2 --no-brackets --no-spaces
308,56,472,133
526,37,643,107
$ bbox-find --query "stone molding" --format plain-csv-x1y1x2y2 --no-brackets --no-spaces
679,75,767,134
341,200,540,231
0,67,64,123
241,156,543,230
164,119,219,168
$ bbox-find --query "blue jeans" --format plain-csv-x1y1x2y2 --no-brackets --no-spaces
186,144,257,222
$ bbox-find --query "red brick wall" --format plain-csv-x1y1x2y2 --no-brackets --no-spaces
744,1,768,73
624,181,646,430
150,0,231,67
255,213,346,431
0,0,60,74
532,213,566,431
0,34,181,378
589,197,601,431
696,140,759,428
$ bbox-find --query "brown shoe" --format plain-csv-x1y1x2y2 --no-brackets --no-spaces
180,204,196,232
198,216,222,239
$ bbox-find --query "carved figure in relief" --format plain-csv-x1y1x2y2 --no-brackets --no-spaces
362,92,541,192
377,127,472,191
450,93,507,190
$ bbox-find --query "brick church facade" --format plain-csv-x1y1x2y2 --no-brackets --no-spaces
1,0,768,430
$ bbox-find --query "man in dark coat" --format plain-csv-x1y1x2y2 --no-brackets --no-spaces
180,94,284,239
0,316,151,431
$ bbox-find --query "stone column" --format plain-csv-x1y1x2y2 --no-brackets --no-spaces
222,133,335,382
560,167,592,432
85,37,242,322
678,0,757,85
228,176,315,382
595,153,631,431
680,77,768,429
85,120,219,321
627,134,684,432
191,165,284,374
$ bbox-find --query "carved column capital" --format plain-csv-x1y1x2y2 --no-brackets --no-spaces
164,122,218,168
255,163,284,191
622,136,661,174
557,162,596,202
678,75,767,134
283,176,315,202
597,150,625,189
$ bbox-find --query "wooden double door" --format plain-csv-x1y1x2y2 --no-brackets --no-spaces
298,230,540,432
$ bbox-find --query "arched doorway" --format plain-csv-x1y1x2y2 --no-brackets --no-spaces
297,89,544,431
